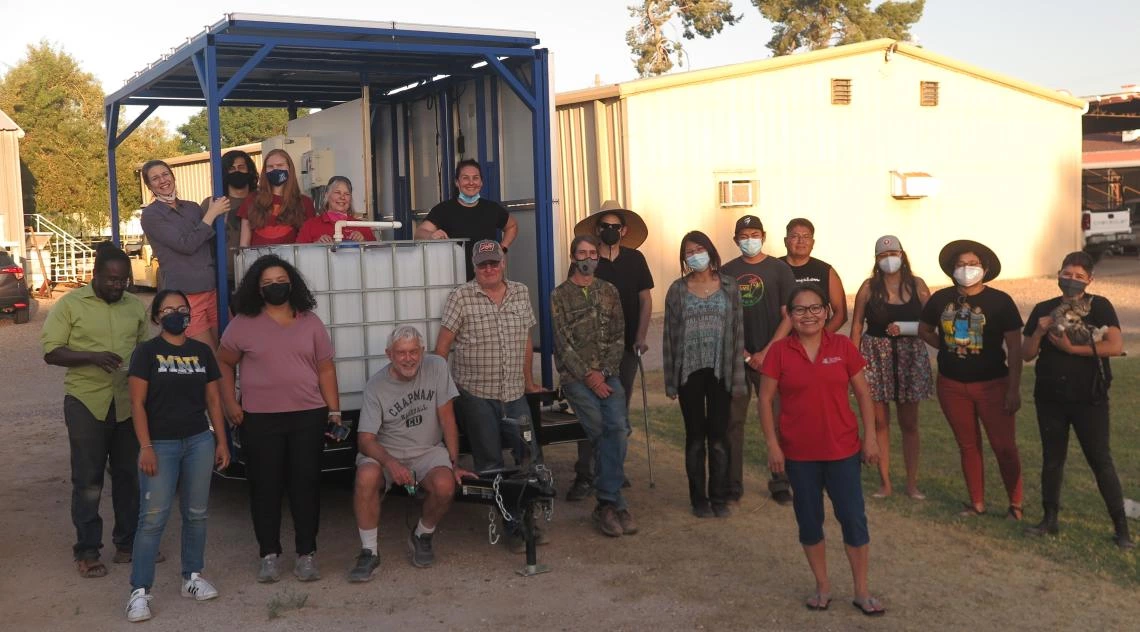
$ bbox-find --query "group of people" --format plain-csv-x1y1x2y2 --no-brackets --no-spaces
40,155,1134,623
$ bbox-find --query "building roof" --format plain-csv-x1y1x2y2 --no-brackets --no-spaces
1083,89,1140,134
557,39,1086,110
0,109,25,136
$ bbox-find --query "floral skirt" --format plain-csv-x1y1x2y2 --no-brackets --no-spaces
859,335,934,403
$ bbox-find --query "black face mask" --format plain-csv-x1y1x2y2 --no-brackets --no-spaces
160,312,190,335
224,171,255,190
261,282,291,306
598,225,622,246
266,169,289,187
1058,277,1088,298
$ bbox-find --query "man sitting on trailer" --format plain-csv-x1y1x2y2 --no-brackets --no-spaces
350,325,476,580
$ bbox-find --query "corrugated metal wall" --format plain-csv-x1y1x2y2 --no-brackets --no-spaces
555,98,627,235
0,124,25,260
141,144,264,207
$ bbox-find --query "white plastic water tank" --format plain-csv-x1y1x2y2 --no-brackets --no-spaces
233,240,467,410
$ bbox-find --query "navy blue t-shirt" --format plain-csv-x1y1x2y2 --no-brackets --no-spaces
128,336,221,440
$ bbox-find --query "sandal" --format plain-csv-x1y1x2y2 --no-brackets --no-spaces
906,490,927,501
852,596,886,616
957,503,985,517
1007,505,1023,521
76,559,107,578
805,593,832,611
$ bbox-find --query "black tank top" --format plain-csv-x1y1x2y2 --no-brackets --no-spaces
865,283,922,337
781,257,832,305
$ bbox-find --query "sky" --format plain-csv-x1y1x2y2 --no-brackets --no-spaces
3,0,1140,134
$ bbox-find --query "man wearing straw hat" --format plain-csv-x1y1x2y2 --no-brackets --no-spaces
565,200,654,501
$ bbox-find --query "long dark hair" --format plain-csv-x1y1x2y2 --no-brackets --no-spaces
232,254,316,316
868,250,918,322
222,149,259,190
679,230,721,275
249,149,306,231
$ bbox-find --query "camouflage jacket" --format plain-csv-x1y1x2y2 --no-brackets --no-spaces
551,277,625,383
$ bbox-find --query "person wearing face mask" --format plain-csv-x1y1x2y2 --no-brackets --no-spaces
140,159,231,350
551,235,637,538
1021,252,1132,549
662,231,746,518
918,240,1024,520
123,289,230,622
780,218,847,333
416,159,519,280
237,149,316,247
720,215,796,506
565,200,654,501
296,176,376,244
216,255,342,583
203,150,259,291
850,236,933,500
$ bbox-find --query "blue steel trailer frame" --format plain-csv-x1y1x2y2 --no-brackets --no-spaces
104,13,557,387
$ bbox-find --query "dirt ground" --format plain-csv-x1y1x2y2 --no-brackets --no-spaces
3,259,1140,631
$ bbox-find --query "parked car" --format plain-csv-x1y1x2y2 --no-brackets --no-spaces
1082,207,1132,261
0,251,32,324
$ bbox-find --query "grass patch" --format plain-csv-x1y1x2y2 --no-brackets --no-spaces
640,361,1140,585
267,587,309,620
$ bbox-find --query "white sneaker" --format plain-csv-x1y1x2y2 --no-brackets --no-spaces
181,572,219,601
126,588,152,622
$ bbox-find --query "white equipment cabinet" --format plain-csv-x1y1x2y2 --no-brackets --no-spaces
233,239,467,411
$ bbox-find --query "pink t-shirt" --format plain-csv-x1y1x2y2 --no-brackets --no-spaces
220,310,334,413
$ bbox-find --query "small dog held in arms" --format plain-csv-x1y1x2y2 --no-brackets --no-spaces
1049,296,1107,345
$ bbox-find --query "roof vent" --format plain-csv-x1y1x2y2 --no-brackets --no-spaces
831,79,852,105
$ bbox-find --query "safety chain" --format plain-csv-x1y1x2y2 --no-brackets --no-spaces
493,473,513,523
487,507,500,545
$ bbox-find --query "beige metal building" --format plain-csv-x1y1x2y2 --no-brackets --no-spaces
139,142,263,206
0,109,26,260
556,39,1086,309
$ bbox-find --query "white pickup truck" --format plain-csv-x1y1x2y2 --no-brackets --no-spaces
1083,207,1132,261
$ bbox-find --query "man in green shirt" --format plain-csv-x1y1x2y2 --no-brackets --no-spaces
41,243,150,578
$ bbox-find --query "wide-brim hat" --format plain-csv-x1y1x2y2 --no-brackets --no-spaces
938,239,1001,282
573,200,648,249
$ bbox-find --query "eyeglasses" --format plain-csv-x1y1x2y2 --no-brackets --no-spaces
476,261,502,269
786,234,814,242
598,222,623,230
790,304,826,316
158,306,191,316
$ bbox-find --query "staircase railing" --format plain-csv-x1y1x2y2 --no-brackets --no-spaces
24,214,95,283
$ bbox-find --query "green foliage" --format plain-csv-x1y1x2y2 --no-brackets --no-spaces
754,0,926,56
0,42,107,236
177,107,307,154
627,1,742,76
640,358,1140,585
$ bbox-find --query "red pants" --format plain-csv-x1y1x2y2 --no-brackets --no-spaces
936,376,1023,509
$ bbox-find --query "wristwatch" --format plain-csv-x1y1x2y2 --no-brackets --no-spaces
600,368,612,378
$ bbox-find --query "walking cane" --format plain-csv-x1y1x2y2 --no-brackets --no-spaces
636,348,656,488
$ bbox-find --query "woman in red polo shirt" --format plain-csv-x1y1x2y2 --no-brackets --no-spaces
760,283,883,616
296,176,376,244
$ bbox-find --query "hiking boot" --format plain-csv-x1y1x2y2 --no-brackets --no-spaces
617,508,639,535
712,503,732,518
294,553,320,582
1113,515,1135,550
257,554,281,583
692,502,714,518
180,572,219,601
348,549,381,582
566,477,593,502
772,489,794,506
593,504,623,537
409,530,435,568
125,588,152,623
1025,509,1059,537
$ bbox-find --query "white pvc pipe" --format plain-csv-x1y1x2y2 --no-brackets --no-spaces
333,220,403,242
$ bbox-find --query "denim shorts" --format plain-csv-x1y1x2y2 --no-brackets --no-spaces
784,452,869,547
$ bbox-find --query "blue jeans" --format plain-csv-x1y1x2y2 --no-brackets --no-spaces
130,430,216,590
562,378,629,509
785,452,869,547
456,390,530,473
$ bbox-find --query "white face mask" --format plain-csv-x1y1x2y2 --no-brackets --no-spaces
738,238,763,257
953,265,984,287
878,256,901,274
686,252,711,272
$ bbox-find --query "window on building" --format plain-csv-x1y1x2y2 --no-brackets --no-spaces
831,79,852,105
920,81,940,106
718,180,754,207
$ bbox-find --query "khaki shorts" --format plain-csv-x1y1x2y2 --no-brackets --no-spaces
356,445,452,490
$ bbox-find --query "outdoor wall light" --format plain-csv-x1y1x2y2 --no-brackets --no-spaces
890,171,939,199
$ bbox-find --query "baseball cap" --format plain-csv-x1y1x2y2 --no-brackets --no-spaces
734,215,764,235
471,239,504,265
875,235,903,255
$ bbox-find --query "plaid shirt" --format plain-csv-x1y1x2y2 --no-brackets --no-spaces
551,277,624,383
440,279,536,401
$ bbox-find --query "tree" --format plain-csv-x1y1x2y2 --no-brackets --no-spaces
0,42,106,235
177,107,307,154
627,1,742,77
754,0,925,56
